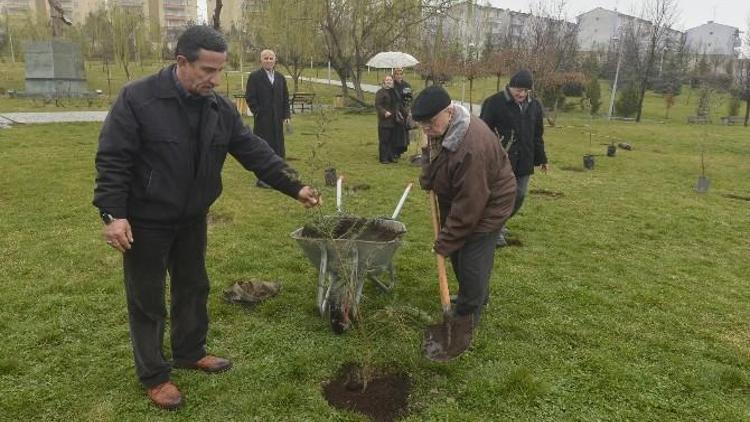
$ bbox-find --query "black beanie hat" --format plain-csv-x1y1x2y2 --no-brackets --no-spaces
411,85,452,121
509,69,533,89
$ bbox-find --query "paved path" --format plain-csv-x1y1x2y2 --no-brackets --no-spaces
299,76,482,115
0,78,481,127
0,111,108,125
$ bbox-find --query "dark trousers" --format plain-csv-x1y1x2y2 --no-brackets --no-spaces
378,126,394,162
123,217,210,388
511,174,531,217
450,230,499,322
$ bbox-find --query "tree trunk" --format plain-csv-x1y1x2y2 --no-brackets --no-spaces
212,0,223,31
745,99,749,127
351,67,365,101
468,78,474,114
496,75,501,92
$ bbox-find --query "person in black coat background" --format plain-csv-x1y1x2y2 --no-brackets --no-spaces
374,74,400,164
392,68,413,158
480,69,549,247
245,49,290,187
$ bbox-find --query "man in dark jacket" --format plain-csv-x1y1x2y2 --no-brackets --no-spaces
93,26,320,410
245,49,290,187
480,69,548,247
414,85,516,322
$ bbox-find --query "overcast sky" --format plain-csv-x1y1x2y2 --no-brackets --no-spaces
488,0,750,32
197,1,749,33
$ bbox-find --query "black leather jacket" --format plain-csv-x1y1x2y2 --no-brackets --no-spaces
94,65,302,223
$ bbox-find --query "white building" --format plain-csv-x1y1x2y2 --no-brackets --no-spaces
685,21,741,57
426,1,573,56
576,7,652,52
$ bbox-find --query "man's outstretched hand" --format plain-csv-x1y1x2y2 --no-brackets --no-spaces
297,186,322,208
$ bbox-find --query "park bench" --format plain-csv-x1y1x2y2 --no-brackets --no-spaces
720,116,742,125
291,92,315,113
687,115,711,124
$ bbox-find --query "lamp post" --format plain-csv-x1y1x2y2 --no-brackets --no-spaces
608,35,623,120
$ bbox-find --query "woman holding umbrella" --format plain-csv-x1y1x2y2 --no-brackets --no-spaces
374,74,402,164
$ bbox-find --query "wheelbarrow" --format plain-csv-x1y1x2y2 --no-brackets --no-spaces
291,181,412,333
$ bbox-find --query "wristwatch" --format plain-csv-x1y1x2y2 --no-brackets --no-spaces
100,210,116,225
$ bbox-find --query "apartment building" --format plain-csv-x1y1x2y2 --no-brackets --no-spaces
685,20,742,57
425,1,575,57
0,0,49,16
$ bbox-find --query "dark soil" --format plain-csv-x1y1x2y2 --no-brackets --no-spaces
350,183,371,191
323,363,411,422
529,189,564,198
506,238,523,247
723,193,750,202
207,211,233,226
301,216,403,242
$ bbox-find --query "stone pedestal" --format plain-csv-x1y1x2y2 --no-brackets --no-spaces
25,40,88,97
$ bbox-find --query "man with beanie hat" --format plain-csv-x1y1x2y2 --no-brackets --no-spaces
413,85,517,322
480,69,549,247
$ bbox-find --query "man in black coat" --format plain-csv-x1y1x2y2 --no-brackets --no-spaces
480,69,549,247
93,26,320,410
245,49,290,187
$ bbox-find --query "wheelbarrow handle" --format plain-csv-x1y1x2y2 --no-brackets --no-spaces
429,191,451,314
391,183,413,220
336,176,343,213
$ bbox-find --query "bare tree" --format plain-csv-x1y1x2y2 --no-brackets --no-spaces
505,1,580,123
212,0,223,31
319,0,457,102
246,0,322,93
634,0,679,122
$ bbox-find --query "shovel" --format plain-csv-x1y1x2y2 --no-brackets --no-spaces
422,191,473,362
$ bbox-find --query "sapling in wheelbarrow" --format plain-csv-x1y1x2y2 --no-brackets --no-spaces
291,180,412,333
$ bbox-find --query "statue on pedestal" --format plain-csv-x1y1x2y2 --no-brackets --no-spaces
47,0,72,38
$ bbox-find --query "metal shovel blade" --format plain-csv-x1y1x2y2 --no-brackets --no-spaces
422,313,474,362
695,175,710,193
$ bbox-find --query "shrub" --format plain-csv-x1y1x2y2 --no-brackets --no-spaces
728,96,741,117
615,83,640,117
586,77,602,115
562,81,585,97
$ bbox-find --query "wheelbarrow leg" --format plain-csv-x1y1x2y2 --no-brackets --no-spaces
368,262,397,292
317,244,332,317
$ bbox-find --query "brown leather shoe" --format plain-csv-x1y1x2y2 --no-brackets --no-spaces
147,381,182,410
174,355,232,373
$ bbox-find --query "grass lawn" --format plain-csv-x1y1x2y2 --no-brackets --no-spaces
2,64,750,420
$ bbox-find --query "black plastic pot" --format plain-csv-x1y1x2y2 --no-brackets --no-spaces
324,167,337,187
583,154,595,170
695,175,710,193
606,145,616,157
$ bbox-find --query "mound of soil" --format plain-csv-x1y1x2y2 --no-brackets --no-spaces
529,189,564,198
301,216,403,242
559,166,584,172
722,193,750,202
323,363,411,422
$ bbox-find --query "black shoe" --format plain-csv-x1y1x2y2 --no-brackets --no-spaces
379,160,392,164
256,180,271,188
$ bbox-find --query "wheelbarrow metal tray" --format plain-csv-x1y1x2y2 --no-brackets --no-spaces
290,219,406,273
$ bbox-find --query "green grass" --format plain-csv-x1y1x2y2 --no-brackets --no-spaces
2,66,750,420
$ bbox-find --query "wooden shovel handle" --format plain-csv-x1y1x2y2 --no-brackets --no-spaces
429,191,451,313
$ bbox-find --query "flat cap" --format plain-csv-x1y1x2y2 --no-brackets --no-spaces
509,69,533,89
411,85,452,121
